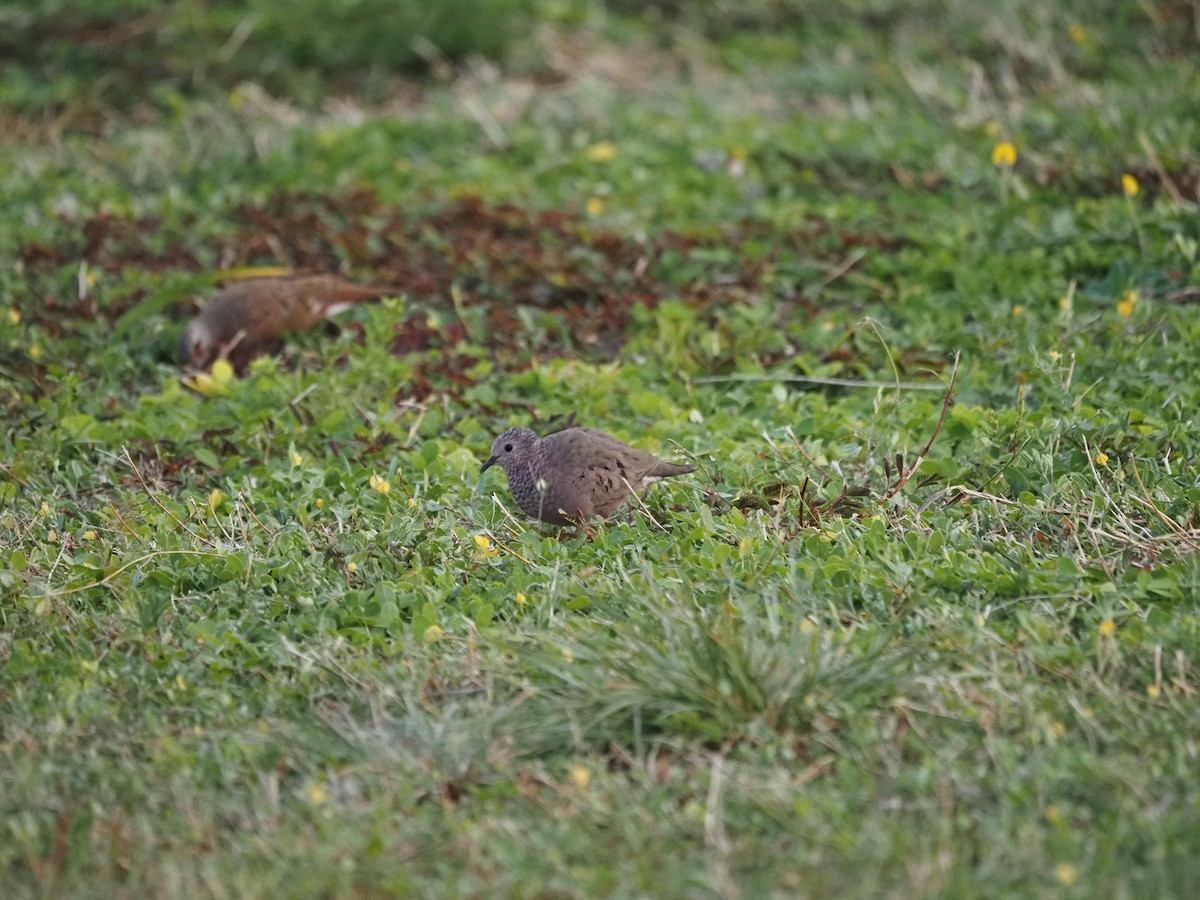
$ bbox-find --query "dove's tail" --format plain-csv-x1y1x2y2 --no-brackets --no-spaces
321,282,402,318
647,461,695,479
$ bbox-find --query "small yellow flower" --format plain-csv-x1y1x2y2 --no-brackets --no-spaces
307,784,328,805
184,357,236,396
586,141,617,163
184,373,223,396
1044,805,1063,825
1048,350,1060,361
210,358,234,384
1098,618,1115,637
1055,863,1078,886
1059,295,1072,313
1068,24,1087,46
47,530,58,543
29,344,42,361
291,452,303,466
1147,683,1161,699
472,534,499,558
1121,173,1139,198
315,498,324,508
1116,288,1138,318
39,501,50,517
1012,304,1024,316
570,766,590,788
347,561,358,573
1048,721,1066,740
407,497,417,508
6,308,19,325
83,530,97,540
369,474,391,494
991,141,1017,168
516,592,527,605
1094,452,1109,467
422,624,445,643
586,196,605,216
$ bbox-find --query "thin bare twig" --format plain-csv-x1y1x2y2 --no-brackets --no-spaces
620,476,667,532
454,496,535,565
784,426,829,478
106,499,145,543
694,373,944,391
53,550,223,596
1138,133,1186,206
480,525,536,566
122,447,217,548
885,351,960,499
802,247,869,297
1082,437,1156,547
917,484,1072,517
1129,459,1200,552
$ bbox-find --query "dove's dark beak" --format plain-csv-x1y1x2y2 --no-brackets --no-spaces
480,455,497,473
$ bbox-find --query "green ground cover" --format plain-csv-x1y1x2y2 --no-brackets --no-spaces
2,0,1199,895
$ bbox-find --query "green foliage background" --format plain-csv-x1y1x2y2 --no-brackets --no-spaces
2,0,1199,895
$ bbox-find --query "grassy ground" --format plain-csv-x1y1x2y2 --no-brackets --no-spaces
3,0,1200,896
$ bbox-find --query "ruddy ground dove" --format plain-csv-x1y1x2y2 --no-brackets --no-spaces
179,274,398,371
480,425,695,526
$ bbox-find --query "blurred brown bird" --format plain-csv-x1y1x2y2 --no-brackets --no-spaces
178,275,399,371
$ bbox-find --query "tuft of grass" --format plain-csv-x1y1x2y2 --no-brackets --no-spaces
504,586,910,750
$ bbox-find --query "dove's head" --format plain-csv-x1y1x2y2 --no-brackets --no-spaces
481,426,539,474
179,319,217,369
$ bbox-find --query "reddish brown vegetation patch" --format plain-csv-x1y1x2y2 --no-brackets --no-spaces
219,190,797,360
15,190,889,395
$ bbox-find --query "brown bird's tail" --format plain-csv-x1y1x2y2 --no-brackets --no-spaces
647,461,695,478
311,278,401,318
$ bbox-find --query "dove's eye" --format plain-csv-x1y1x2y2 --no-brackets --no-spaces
504,443,513,452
